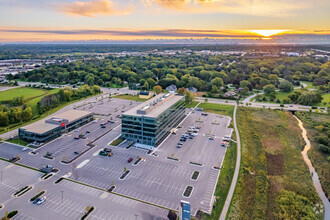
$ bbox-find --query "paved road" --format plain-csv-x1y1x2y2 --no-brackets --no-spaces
219,105,241,220
196,96,327,113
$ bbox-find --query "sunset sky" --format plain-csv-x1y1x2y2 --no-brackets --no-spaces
0,0,329,43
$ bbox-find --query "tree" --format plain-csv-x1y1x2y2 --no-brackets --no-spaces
263,85,276,96
0,112,9,126
167,210,177,220
279,80,293,92
260,78,271,88
297,91,323,105
185,90,194,104
143,81,149,90
211,77,224,88
177,87,185,95
282,98,291,104
153,85,162,94
210,85,219,94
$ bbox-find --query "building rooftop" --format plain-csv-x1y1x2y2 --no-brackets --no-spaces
20,109,92,134
123,93,184,118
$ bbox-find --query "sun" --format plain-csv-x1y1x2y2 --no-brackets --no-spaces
249,30,288,37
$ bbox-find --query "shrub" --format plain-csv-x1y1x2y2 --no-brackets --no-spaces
317,144,330,154
7,210,18,218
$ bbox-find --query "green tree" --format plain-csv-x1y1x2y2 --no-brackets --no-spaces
211,77,224,88
177,87,185,95
185,90,194,104
297,91,323,105
263,85,276,96
22,107,33,122
279,80,293,92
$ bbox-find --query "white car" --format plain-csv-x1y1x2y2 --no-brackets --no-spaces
37,196,46,205
22,147,29,152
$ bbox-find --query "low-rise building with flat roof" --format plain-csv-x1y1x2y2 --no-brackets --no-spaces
19,109,93,143
122,93,185,147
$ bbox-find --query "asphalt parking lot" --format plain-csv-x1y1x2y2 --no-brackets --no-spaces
0,160,168,220
0,97,233,217
70,110,233,215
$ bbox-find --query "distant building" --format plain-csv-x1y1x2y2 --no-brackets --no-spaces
166,84,177,93
224,91,236,97
187,87,197,93
139,91,152,99
19,110,93,143
286,52,300,57
122,93,185,147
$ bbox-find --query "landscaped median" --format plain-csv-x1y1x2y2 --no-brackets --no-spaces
81,206,94,220
30,191,46,202
14,185,32,197
1,210,18,219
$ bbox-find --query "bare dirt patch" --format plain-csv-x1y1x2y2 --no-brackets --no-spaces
266,154,284,176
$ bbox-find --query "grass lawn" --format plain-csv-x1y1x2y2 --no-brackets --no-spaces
109,137,125,146
0,87,46,101
202,142,237,220
316,93,330,107
301,81,319,90
185,101,199,108
6,137,29,146
198,102,234,117
25,88,60,114
113,94,147,102
228,108,322,219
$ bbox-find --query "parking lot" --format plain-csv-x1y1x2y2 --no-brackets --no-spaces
0,96,233,217
70,110,233,215
0,160,168,220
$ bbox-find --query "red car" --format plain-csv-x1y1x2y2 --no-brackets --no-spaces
127,157,133,163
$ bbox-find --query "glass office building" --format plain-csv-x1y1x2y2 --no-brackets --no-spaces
122,93,186,147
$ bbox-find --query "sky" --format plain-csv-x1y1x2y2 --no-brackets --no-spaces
0,0,329,44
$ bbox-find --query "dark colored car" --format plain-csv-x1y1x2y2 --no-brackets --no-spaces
128,157,133,163
33,198,41,204
86,131,90,134
74,151,79,155
103,148,111,153
74,136,79,140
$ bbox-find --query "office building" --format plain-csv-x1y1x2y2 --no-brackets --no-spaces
122,93,185,147
19,109,93,143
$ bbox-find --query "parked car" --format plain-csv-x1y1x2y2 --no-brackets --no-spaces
74,151,79,155
74,136,79,140
177,142,183,146
176,145,182,148
37,196,46,205
103,148,111,153
201,113,208,116
209,137,214,140
22,147,29,152
101,125,106,128
128,157,133,163
33,198,41,204
86,131,90,134
180,138,186,142
99,151,108,156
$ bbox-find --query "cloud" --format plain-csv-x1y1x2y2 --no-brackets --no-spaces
57,0,133,17
145,0,327,16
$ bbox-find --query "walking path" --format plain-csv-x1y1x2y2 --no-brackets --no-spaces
219,105,241,220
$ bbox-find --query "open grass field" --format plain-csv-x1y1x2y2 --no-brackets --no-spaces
113,94,147,102
26,88,60,114
0,87,46,101
296,112,330,201
198,102,234,117
228,108,323,219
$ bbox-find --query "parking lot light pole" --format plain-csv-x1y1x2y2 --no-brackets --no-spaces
61,190,64,203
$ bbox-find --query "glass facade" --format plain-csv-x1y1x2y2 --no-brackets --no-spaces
122,98,186,146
